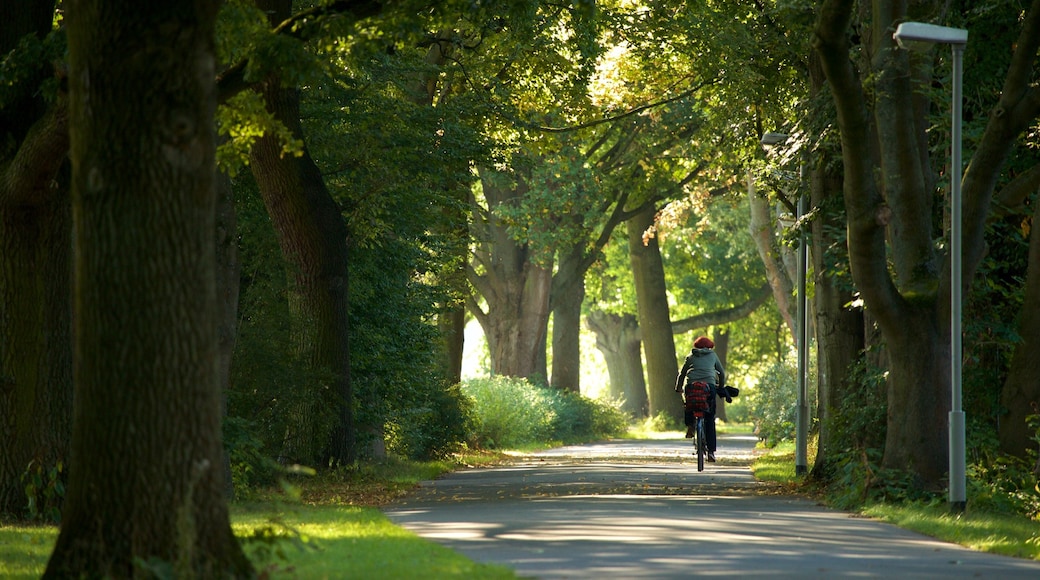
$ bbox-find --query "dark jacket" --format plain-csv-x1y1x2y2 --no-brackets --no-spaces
674,348,725,391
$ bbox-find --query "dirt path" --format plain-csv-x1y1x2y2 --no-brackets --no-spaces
384,435,1040,578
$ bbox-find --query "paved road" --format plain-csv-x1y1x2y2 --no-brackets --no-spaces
384,434,1040,578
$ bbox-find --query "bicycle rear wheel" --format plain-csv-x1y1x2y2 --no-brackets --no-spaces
695,416,705,472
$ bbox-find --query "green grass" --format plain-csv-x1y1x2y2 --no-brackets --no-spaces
750,440,797,483
233,503,516,578
861,503,1040,560
0,455,519,579
0,522,55,579
1,505,516,579
750,442,1040,561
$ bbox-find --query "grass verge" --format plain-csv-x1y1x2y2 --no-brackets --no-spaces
750,442,1040,561
0,452,519,579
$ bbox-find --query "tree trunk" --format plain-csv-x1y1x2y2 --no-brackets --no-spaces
215,170,239,498
0,1,73,518
814,0,949,487
470,168,552,381
587,310,647,417
809,170,864,475
46,1,252,574
714,329,730,421
1000,197,1040,458
748,173,797,339
250,0,355,467
807,51,865,476
550,245,586,392
0,176,73,517
628,204,679,422
412,32,468,386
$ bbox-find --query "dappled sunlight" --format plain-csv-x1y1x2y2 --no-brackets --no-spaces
386,438,1040,578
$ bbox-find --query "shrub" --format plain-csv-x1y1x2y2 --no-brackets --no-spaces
386,382,475,460
746,361,817,447
462,376,627,448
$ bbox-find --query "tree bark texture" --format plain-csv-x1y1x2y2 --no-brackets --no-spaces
0,179,73,516
813,0,949,487
0,1,74,517
627,204,679,422
587,310,647,417
250,0,355,467
1000,196,1040,458
550,245,586,392
806,50,865,476
814,0,1040,486
748,173,797,340
46,1,252,575
470,168,552,381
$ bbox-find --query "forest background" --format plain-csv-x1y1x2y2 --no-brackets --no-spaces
3,0,1040,575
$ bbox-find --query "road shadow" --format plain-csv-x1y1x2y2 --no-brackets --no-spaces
385,435,1040,579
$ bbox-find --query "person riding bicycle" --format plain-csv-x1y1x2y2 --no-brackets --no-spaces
674,336,726,462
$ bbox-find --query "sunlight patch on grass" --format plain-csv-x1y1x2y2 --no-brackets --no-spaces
750,441,796,483
232,504,517,578
0,523,57,580
861,503,1040,560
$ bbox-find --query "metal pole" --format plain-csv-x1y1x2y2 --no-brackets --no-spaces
796,192,808,476
949,43,966,512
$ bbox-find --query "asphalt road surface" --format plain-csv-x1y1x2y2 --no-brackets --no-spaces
383,434,1040,579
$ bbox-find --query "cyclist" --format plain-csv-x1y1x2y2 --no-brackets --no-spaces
674,336,726,461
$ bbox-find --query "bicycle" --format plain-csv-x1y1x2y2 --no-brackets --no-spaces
692,407,708,472
683,381,713,472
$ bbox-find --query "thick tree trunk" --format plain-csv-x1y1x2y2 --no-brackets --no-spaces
814,0,949,487
250,0,355,467
807,51,865,476
0,180,73,516
550,245,585,392
587,310,647,417
1000,197,1040,459
470,168,552,381
46,1,252,575
0,2,73,518
480,263,552,379
809,166,864,475
628,204,679,422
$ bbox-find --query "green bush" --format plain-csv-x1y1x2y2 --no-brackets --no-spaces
462,376,627,448
386,382,475,460
745,360,817,447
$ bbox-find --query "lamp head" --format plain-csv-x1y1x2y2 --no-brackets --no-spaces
760,132,788,151
893,22,968,49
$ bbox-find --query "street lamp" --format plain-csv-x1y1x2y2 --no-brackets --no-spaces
760,131,809,477
893,21,968,512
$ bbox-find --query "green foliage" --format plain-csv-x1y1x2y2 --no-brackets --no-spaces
238,517,318,573
652,410,682,432
385,383,475,461
462,376,627,449
826,353,887,456
0,27,65,110
223,416,283,493
745,360,817,447
20,460,64,523
217,91,303,177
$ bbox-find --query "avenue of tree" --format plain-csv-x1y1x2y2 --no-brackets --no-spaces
1,0,1039,573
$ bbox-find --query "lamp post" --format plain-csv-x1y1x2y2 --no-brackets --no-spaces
760,131,809,476
893,21,969,512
